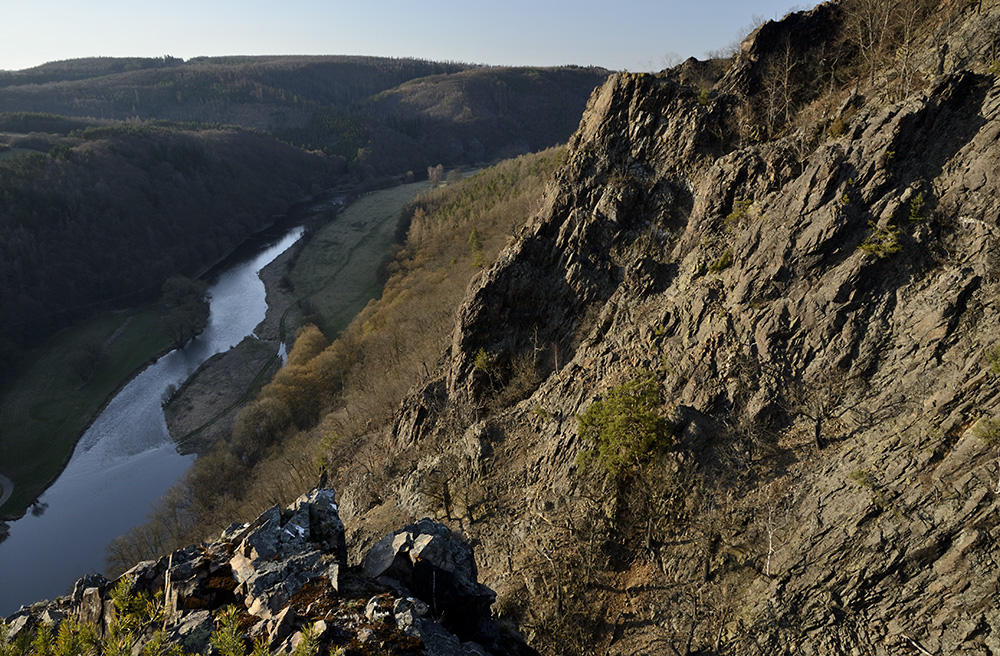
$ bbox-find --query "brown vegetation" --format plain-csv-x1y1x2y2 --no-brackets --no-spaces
107,147,565,572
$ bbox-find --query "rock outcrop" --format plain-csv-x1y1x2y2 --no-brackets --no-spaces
8,2,1000,655
334,1,1000,654
3,489,534,656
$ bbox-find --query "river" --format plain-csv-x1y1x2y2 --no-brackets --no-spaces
0,223,306,615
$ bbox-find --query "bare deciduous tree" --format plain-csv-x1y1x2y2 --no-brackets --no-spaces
848,0,897,86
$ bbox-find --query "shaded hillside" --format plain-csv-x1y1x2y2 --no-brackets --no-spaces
356,66,608,174
0,56,187,85
0,56,470,124
0,124,329,369
0,56,608,174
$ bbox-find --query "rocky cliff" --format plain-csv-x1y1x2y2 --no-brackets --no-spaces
4,490,536,656
332,1,1000,654
6,1,1000,654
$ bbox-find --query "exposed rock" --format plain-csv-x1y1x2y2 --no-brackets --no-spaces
165,609,214,654
363,518,496,635
340,2,1000,655
3,489,531,656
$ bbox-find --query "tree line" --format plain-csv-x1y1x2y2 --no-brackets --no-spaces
0,124,330,386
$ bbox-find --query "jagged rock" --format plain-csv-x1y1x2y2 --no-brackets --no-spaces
363,519,496,635
266,607,297,648
289,488,347,561
70,573,109,628
364,596,392,623
36,609,65,626
120,560,163,596
76,587,104,630
237,552,325,619
164,545,237,618
4,486,533,656
166,610,214,654
394,596,470,656
226,490,346,619
334,3,1000,654
4,614,32,640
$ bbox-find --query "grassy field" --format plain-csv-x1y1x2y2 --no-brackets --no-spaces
290,180,432,339
0,306,172,518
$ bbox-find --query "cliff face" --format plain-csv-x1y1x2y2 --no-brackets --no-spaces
339,1,1000,654
8,2,999,654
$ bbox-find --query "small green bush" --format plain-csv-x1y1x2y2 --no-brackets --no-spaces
725,199,753,228
468,227,483,252
908,192,925,222
986,343,1000,375
577,376,673,476
708,248,734,273
973,417,1000,445
849,469,875,488
473,347,496,373
827,116,847,138
859,221,901,258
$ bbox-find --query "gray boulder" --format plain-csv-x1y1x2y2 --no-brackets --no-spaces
363,519,496,638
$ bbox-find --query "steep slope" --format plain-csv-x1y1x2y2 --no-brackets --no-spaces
328,1,1000,654
5,2,999,654
3,490,539,656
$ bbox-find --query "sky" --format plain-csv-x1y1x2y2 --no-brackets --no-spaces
1,1,814,73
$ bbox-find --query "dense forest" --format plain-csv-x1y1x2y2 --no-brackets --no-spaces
0,121,330,376
0,56,608,173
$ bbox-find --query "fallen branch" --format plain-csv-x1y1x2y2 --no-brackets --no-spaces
901,633,935,656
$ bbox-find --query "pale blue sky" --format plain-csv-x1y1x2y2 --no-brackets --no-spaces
2,1,814,72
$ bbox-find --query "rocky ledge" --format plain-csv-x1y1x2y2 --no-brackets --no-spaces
3,489,535,656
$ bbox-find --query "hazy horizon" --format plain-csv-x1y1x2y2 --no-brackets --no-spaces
3,1,812,74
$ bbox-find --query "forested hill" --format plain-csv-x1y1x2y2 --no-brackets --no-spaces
0,56,470,108
0,123,329,371
0,56,607,382
0,56,609,173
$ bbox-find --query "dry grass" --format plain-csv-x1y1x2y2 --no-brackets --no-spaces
107,147,565,568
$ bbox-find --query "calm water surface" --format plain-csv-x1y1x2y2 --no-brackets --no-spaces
0,226,304,615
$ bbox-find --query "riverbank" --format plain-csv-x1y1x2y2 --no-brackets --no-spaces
0,195,332,521
290,181,431,338
0,307,174,520
163,337,282,455
160,181,432,458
